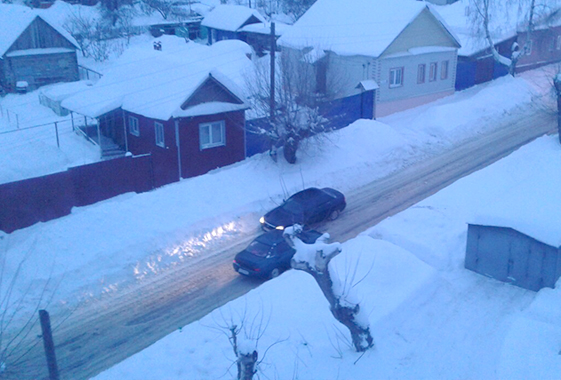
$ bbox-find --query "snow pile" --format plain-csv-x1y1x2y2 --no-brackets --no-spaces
94,235,437,380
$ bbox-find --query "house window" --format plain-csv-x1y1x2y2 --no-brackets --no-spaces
417,64,426,84
199,120,225,150
441,60,449,80
389,67,404,88
557,36,561,50
129,116,139,136
429,62,437,82
155,122,164,148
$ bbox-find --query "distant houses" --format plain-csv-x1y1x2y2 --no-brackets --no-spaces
201,5,266,46
0,4,79,93
435,0,561,90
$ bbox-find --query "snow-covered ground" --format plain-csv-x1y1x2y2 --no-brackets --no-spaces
89,101,561,379
1,58,559,378
1,2,561,376
97,108,561,379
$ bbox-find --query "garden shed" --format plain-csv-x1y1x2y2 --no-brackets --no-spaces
0,4,79,92
465,221,561,292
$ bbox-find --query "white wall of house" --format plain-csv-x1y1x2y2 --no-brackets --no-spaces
327,53,377,98
376,50,457,103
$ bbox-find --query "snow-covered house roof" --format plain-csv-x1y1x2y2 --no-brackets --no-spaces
0,4,78,57
62,39,252,120
239,20,290,36
470,216,561,249
277,0,459,57
201,4,266,32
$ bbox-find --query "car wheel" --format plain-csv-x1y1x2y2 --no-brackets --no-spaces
328,209,340,221
270,268,280,279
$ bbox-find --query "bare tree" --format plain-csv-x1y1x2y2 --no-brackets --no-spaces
0,239,68,378
281,0,316,21
139,0,195,20
210,304,284,380
283,225,374,352
552,68,561,143
246,52,332,164
468,0,560,75
64,8,134,62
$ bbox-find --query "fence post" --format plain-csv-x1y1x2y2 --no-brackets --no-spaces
16,113,19,129
39,310,60,380
71,112,75,131
54,122,60,148
7,109,10,124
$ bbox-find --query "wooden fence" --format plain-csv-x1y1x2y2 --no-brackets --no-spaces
0,154,160,233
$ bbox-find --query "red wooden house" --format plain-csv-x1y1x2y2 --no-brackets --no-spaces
62,41,251,188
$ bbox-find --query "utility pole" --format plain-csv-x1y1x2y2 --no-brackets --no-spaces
270,22,276,122
39,310,59,380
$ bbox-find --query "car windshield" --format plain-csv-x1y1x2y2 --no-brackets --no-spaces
281,199,304,214
246,240,274,257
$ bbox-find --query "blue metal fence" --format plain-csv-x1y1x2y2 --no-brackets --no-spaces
245,90,375,157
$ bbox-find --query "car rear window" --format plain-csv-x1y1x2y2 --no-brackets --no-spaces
247,241,273,257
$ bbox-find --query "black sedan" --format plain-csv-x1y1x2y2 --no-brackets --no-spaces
260,187,346,231
233,229,323,279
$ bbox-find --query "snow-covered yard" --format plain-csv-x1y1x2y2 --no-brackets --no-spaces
90,112,561,379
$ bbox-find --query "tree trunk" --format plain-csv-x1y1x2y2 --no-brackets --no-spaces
312,265,374,352
555,78,561,145
283,137,298,164
237,351,257,380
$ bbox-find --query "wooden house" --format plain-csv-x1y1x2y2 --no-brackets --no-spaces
201,5,266,46
61,41,252,187
516,10,561,73
0,5,79,92
277,0,460,118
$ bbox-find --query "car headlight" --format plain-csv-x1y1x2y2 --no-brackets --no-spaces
275,225,284,231
259,216,265,224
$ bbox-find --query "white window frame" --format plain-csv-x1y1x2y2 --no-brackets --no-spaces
441,60,449,80
556,35,561,50
429,62,437,82
155,121,165,148
129,116,139,137
417,64,426,84
199,120,226,150
389,67,404,88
